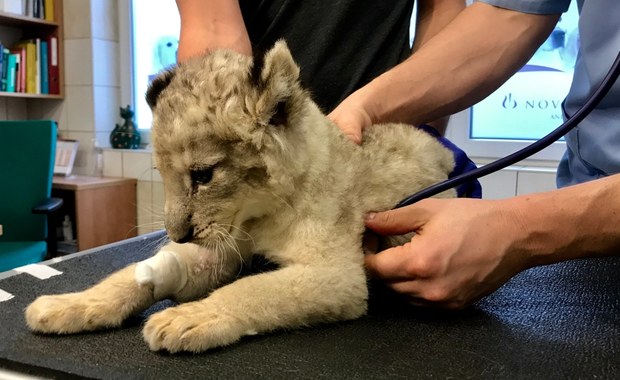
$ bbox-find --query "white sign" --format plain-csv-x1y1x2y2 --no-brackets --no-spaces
471,3,579,141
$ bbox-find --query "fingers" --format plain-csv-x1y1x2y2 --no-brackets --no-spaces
364,243,415,281
365,249,443,308
365,203,432,235
327,100,372,145
344,130,363,145
327,114,363,145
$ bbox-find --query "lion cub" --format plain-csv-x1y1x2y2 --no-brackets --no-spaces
25,41,455,353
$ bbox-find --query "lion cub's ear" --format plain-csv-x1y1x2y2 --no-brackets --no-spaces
145,68,176,109
253,41,301,127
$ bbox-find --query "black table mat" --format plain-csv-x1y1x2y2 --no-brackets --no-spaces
1,232,619,379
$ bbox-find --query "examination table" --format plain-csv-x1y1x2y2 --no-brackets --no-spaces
0,231,618,379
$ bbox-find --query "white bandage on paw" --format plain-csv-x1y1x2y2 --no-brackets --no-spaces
135,250,188,299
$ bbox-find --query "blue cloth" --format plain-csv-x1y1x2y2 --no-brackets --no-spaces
417,124,482,199
480,0,620,187
479,0,570,14
557,0,620,187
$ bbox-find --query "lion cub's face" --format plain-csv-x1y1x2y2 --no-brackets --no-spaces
146,42,307,247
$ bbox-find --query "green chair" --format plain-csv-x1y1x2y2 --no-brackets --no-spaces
0,120,62,272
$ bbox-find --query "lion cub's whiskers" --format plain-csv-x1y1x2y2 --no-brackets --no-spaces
270,191,295,212
208,226,246,277
205,237,228,284
218,223,255,246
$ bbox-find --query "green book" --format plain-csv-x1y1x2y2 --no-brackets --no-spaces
1,47,9,92
6,53,17,92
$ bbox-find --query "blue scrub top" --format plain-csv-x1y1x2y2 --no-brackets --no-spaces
479,0,620,187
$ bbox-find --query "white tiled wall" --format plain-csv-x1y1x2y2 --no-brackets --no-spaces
62,0,121,176
103,149,164,235
478,166,520,200
515,167,558,196
477,163,558,199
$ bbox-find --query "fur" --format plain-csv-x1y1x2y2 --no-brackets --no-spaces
25,41,455,353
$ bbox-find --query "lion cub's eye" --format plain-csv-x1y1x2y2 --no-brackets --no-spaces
190,167,214,186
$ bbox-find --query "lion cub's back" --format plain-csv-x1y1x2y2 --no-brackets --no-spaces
357,123,456,211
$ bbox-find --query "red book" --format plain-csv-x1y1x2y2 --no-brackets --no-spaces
47,36,59,94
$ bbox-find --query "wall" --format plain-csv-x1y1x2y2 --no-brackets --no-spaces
103,149,163,235
476,164,557,199
59,0,120,176
3,0,122,178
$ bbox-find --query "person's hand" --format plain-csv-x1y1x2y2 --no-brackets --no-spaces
364,198,530,309
327,98,373,145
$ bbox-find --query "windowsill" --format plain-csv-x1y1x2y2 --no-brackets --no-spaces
472,157,559,170
102,146,152,153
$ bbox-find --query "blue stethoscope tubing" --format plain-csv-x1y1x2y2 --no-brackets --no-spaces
395,50,620,209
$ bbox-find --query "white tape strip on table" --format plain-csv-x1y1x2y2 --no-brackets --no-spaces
14,264,63,280
0,288,14,302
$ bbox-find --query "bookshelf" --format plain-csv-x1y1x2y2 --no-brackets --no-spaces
0,0,64,99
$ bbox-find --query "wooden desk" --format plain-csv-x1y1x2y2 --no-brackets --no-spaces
52,176,137,252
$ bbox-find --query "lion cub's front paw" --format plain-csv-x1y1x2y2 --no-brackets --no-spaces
25,293,124,334
143,302,246,353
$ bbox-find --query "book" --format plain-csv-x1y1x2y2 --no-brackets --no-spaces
47,36,59,94
35,38,40,93
0,0,23,15
13,53,20,92
0,43,5,92
14,40,36,93
6,53,17,92
14,52,21,92
24,0,33,17
44,0,53,21
10,47,26,92
54,139,79,176
40,40,48,94
1,48,9,91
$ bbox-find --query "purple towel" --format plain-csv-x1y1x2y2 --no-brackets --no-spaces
417,124,482,199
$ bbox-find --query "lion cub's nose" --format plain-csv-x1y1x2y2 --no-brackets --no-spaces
172,226,194,244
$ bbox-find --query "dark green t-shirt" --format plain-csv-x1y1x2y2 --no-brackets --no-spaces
240,0,415,113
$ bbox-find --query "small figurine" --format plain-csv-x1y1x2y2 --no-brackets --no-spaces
110,105,141,149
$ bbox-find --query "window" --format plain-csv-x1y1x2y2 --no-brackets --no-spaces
119,0,180,142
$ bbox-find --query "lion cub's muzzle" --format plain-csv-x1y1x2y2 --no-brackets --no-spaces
170,226,194,244
165,212,194,244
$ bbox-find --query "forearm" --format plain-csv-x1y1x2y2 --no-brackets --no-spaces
412,0,465,52
412,0,466,133
176,0,251,62
352,2,559,125
507,174,620,266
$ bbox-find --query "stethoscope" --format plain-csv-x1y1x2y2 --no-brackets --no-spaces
395,50,620,208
